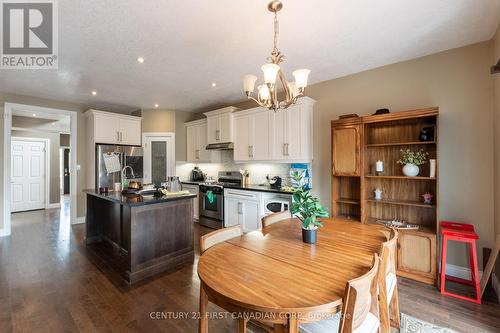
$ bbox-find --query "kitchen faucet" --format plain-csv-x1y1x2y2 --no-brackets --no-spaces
122,166,135,181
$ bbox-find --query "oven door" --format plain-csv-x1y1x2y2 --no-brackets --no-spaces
199,188,223,220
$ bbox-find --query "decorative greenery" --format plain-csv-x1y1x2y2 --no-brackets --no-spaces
290,171,329,230
397,149,429,166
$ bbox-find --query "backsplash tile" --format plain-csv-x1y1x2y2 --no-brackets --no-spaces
176,151,291,185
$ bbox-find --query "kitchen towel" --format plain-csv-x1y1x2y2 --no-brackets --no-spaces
205,190,215,204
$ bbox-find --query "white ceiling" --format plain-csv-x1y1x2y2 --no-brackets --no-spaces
12,110,71,133
0,0,499,113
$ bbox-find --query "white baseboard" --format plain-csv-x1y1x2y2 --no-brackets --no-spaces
47,203,61,209
72,216,85,225
445,263,483,280
492,273,500,303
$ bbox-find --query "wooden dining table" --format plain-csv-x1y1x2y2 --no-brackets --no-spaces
197,218,388,333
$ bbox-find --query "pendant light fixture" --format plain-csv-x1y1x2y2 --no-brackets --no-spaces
242,1,310,111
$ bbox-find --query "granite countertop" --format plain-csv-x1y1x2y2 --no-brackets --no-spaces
180,180,294,195
224,184,294,195
181,180,206,185
83,189,196,207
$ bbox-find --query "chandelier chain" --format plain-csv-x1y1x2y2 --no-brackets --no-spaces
273,12,279,53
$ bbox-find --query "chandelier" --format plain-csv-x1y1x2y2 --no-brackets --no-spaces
242,1,310,112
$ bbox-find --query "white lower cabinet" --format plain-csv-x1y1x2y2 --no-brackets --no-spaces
182,184,199,220
224,189,261,232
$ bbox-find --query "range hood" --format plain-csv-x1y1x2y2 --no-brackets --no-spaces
206,142,234,150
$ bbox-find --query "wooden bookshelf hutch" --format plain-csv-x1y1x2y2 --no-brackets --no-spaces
331,107,439,285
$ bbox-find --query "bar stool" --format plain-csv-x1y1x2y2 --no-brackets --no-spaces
439,221,481,304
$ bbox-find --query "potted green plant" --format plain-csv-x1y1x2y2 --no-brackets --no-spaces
397,149,429,177
290,171,329,244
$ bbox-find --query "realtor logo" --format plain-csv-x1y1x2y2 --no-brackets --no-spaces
1,0,58,69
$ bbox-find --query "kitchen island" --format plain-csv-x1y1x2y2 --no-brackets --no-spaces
84,190,197,284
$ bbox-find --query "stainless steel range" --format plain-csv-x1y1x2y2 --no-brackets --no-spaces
199,171,242,229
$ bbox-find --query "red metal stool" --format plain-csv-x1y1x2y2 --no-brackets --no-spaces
439,221,481,304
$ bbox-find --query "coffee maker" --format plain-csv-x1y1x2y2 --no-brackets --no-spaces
191,166,205,181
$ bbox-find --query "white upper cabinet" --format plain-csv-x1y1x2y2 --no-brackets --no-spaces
271,97,315,163
204,107,239,144
186,119,210,163
234,108,271,162
88,110,142,146
233,97,315,163
119,118,142,145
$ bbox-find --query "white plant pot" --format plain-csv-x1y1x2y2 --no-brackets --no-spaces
402,163,419,177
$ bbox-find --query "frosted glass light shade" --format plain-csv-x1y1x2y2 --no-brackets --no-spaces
292,69,311,88
242,74,258,93
287,81,299,98
258,84,271,101
261,63,280,84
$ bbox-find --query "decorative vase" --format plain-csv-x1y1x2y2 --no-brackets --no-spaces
374,188,383,200
302,228,317,244
402,163,419,177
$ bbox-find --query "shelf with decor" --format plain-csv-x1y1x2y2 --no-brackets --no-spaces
365,175,436,180
331,107,439,286
366,198,436,209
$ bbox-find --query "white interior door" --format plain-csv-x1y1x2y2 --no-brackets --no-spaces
11,139,46,212
143,134,175,185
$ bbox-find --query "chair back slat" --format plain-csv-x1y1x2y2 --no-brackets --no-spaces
199,225,243,254
261,211,291,228
378,228,399,333
340,254,380,333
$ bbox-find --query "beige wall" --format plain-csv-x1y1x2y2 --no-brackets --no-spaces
141,109,176,133
493,25,500,278
175,111,201,162
11,130,61,204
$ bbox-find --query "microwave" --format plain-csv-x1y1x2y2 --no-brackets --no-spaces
264,198,291,214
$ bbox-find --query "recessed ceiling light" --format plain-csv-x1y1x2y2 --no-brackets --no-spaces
154,104,159,108
91,91,97,96
32,113,36,117
137,57,145,63
211,82,217,87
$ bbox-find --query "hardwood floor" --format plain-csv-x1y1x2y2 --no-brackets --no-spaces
0,203,499,332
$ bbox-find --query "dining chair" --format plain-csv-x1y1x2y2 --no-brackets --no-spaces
198,225,247,332
261,210,292,228
377,229,400,333
299,253,381,333
199,225,243,254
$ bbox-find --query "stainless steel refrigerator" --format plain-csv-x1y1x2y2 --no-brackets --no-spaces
95,144,144,189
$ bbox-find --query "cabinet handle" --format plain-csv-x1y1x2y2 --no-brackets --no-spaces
117,131,120,142
285,143,289,156
227,191,255,198
120,132,123,142
248,146,254,158
216,130,220,141
237,202,243,215
283,143,286,156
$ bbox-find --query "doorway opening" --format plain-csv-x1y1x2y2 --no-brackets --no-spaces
2,103,77,237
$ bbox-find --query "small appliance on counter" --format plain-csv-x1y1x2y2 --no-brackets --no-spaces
191,166,205,181
269,176,282,190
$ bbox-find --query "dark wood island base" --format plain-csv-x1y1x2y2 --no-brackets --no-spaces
84,190,197,284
